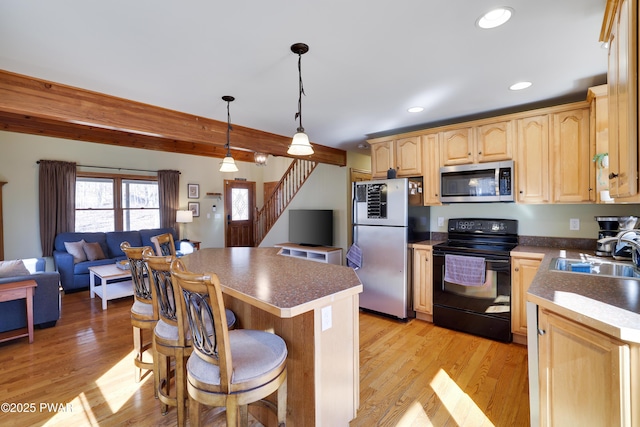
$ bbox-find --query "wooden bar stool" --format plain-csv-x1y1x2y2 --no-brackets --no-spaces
170,259,287,427
144,249,191,426
120,242,158,387
151,233,176,257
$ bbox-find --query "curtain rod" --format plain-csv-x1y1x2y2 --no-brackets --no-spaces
36,161,180,174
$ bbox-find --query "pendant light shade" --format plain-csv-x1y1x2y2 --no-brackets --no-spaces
220,95,239,172
288,43,314,156
219,154,238,172
289,131,313,155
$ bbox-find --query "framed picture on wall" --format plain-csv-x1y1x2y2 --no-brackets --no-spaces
188,202,200,217
188,183,199,199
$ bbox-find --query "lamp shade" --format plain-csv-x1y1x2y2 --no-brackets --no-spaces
288,132,314,156
176,210,193,223
219,155,239,172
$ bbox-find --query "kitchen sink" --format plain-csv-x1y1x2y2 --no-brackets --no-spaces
549,257,640,279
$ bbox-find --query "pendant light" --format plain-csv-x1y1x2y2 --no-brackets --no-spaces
219,95,239,172
288,43,314,156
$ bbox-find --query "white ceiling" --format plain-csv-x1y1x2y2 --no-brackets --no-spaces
0,0,608,153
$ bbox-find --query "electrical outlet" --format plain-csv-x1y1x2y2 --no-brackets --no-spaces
438,217,445,227
321,306,332,331
570,218,580,231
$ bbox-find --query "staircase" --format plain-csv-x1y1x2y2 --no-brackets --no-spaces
254,159,318,246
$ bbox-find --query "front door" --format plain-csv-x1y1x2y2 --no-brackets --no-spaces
224,180,256,247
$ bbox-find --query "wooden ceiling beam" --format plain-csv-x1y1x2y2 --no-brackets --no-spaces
0,70,346,166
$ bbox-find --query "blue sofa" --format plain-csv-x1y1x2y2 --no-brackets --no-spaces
0,258,61,333
53,227,178,293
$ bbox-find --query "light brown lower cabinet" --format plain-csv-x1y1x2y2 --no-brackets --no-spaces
511,254,543,343
413,246,433,320
537,309,634,426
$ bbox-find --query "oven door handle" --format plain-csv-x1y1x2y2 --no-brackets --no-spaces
434,253,511,264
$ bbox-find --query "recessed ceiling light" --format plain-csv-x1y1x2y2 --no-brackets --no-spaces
509,81,532,91
407,106,424,113
477,7,513,29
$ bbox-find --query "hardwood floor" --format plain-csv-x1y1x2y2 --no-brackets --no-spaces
0,291,530,426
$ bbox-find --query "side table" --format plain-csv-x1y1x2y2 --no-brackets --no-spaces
0,279,38,343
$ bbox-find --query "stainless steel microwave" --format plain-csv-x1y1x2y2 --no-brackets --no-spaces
440,160,514,203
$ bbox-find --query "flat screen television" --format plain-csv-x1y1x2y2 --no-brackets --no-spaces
288,209,334,247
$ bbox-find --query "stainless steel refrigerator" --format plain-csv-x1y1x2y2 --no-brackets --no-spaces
352,177,430,319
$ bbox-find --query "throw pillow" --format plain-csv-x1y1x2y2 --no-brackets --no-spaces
0,259,30,278
83,241,106,261
65,239,87,264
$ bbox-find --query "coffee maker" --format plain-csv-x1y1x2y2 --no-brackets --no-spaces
595,216,638,257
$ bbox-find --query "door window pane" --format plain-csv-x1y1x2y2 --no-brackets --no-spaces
232,188,249,220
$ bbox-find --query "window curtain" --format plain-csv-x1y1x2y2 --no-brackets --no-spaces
39,160,76,257
157,170,180,229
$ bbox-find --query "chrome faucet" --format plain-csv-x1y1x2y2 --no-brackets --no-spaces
617,229,640,246
617,230,640,268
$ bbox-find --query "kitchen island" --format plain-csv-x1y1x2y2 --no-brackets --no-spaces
520,246,640,426
181,247,363,426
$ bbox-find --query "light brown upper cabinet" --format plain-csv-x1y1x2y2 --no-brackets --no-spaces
517,115,550,203
516,105,592,204
369,136,422,178
440,127,474,166
441,121,514,166
603,0,638,199
550,107,594,202
588,85,611,201
422,132,441,205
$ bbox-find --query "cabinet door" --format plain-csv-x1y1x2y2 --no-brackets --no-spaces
517,115,550,203
511,256,541,336
395,136,423,176
413,247,433,315
550,108,592,202
538,310,631,427
441,127,474,165
476,120,514,163
608,0,638,198
422,133,441,205
370,140,394,178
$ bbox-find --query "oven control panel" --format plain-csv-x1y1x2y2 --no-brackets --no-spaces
448,218,518,235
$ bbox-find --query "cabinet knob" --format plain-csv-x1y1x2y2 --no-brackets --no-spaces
478,151,482,155
514,267,519,272
538,329,546,336
519,190,524,194
609,172,619,179
468,152,472,156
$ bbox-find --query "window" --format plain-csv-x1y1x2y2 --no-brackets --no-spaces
75,174,159,232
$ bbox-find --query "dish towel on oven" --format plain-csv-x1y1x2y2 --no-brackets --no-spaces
346,243,363,270
444,254,486,286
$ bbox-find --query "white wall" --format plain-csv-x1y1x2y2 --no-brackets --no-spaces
260,163,349,250
0,131,294,260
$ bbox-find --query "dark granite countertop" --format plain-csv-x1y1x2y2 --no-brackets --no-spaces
181,247,363,318
515,246,640,344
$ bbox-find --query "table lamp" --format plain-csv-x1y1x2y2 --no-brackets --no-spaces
176,209,193,241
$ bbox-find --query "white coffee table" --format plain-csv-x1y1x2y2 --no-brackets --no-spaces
89,264,134,310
